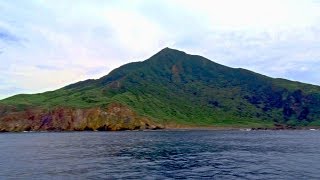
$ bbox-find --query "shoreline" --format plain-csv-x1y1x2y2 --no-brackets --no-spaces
1,126,319,133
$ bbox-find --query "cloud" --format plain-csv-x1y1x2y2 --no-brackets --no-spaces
0,0,320,99
35,65,62,71
0,30,19,42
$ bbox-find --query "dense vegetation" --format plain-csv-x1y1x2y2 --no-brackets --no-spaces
2,48,320,127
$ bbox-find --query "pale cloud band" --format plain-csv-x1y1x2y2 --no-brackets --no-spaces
0,0,319,99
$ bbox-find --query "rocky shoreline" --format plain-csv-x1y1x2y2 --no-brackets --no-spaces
1,104,319,133
1,125,319,133
0,103,163,132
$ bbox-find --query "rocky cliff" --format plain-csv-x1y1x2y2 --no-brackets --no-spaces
0,103,162,132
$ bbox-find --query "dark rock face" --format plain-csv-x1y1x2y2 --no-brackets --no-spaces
282,90,311,122
243,87,320,125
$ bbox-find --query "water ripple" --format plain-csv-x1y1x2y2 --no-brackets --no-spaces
0,130,320,179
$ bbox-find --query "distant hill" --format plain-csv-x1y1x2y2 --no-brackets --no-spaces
1,48,320,131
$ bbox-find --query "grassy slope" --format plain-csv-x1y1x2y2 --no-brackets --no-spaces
1,48,320,127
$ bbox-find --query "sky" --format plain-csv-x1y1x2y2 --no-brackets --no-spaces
0,0,320,99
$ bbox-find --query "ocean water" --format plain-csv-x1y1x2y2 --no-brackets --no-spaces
0,130,320,179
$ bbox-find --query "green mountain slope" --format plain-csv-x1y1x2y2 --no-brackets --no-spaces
1,48,320,131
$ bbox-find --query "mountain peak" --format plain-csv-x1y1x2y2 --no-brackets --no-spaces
148,47,188,63
156,47,187,56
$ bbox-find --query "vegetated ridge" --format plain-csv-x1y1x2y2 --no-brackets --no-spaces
1,48,320,132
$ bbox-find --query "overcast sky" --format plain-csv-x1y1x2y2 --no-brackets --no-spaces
0,0,320,99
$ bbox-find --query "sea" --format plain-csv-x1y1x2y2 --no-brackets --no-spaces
0,130,319,179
